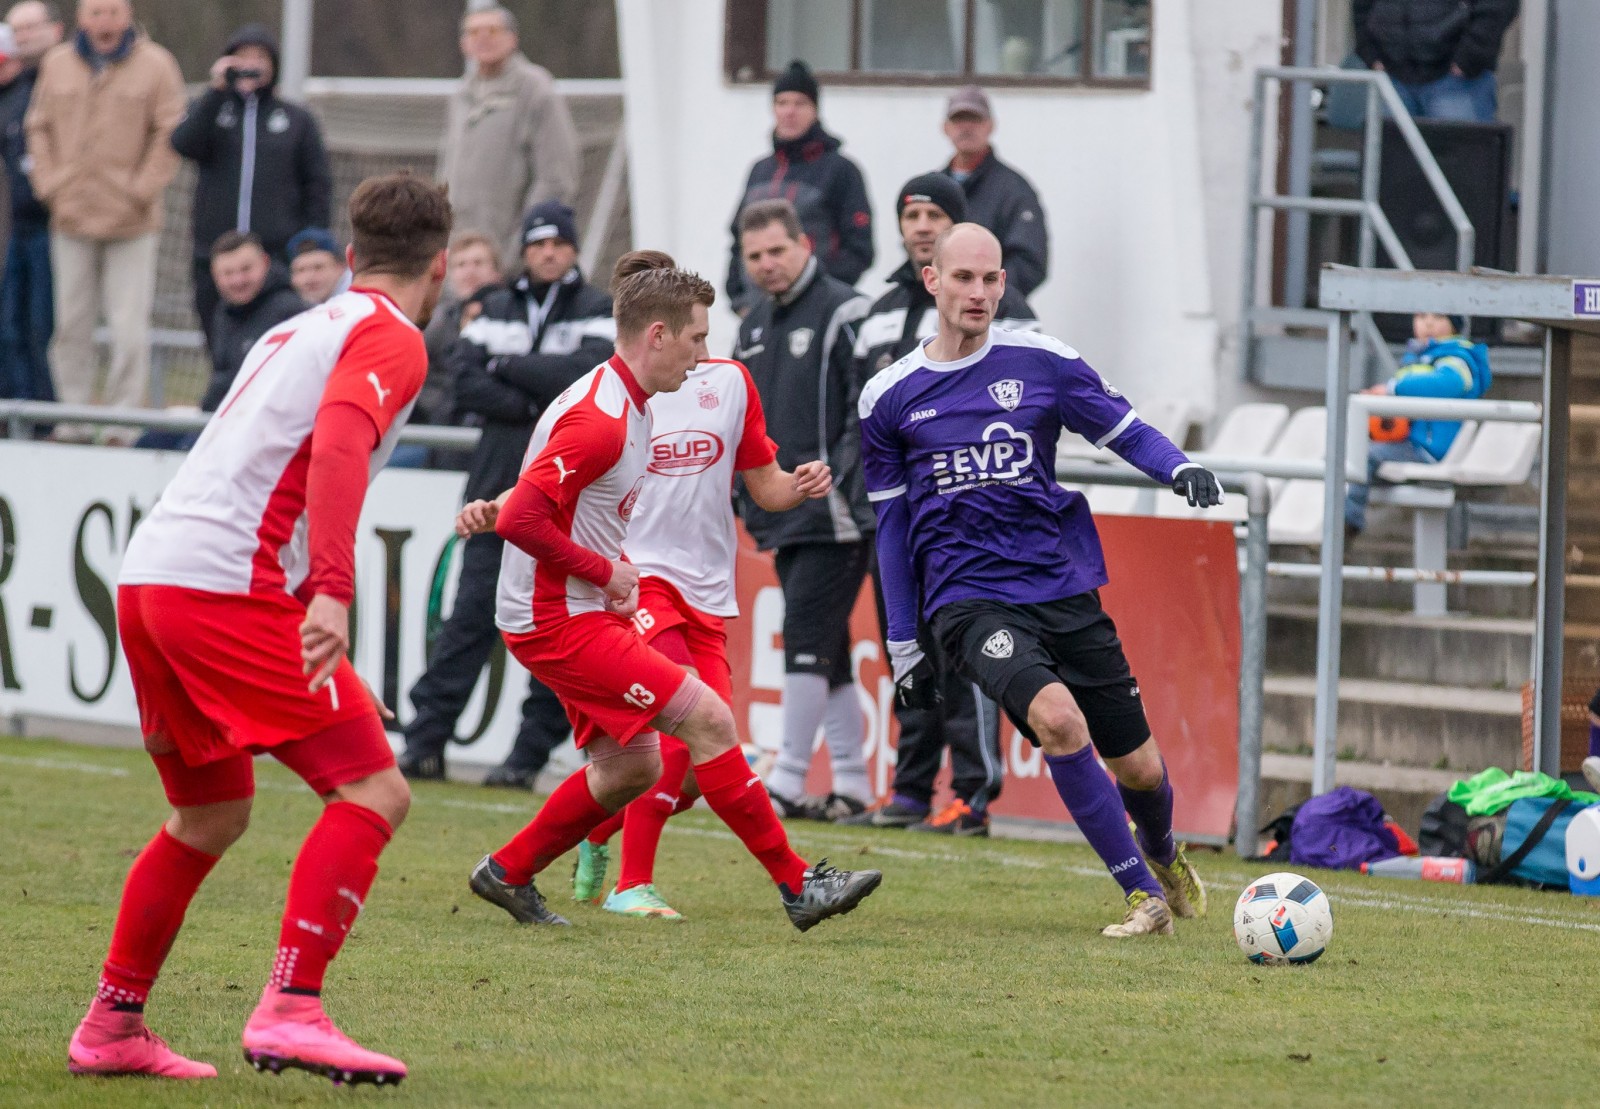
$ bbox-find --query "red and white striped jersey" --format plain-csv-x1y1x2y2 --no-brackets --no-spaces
626,359,777,617
495,355,652,634
120,289,426,597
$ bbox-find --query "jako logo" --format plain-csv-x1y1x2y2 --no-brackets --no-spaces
1109,856,1140,875
908,408,937,422
931,421,1034,490
649,430,725,476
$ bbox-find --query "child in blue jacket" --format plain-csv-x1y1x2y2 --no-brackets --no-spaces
1345,312,1491,534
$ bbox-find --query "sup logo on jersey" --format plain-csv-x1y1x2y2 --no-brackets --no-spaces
981,629,1014,659
649,430,725,476
618,478,645,520
988,379,1023,411
697,386,720,410
788,328,814,358
931,421,1035,492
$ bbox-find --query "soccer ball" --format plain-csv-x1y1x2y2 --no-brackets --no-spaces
1232,872,1333,965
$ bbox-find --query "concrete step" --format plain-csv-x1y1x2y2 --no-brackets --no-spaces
1257,753,1461,838
1267,604,1532,689
1263,673,1523,773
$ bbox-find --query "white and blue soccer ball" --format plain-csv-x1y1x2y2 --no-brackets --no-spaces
1232,871,1333,966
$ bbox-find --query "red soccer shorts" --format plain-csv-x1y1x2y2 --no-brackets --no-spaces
632,575,732,706
118,584,385,770
503,609,690,749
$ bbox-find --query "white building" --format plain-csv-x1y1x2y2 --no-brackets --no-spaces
617,0,1283,426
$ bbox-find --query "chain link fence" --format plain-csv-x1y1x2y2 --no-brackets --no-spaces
141,83,628,405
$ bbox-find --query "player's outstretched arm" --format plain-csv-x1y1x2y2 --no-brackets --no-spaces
741,459,833,512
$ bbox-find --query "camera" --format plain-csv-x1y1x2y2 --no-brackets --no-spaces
225,66,264,85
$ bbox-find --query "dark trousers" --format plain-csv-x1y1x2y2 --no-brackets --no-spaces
192,257,220,352
0,225,54,401
869,553,1004,809
404,530,571,772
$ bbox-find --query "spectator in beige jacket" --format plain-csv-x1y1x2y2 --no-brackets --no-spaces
24,0,182,442
438,3,578,268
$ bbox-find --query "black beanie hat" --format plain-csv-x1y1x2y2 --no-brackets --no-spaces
773,59,820,105
896,172,968,223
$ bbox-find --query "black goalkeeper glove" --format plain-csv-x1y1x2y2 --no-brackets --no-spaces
889,641,943,711
1171,463,1224,508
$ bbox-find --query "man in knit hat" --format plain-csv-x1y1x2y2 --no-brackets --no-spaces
842,172,1037,835
725,59,872,315
938,85,1049,297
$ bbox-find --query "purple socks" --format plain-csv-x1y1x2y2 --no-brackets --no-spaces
1044,746,1161,900
1119,766,1176,867
1590,719,1600,760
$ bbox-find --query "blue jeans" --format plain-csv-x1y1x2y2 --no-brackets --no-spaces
1391,71,1497,123
1345,439,1435,532
0,225,54,401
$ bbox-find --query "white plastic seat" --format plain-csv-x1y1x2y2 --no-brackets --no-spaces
1085,484,1145,516
1267,479,1327,544
1374,421,1478,483
1137,396,1193,446
1269,406,1327,463
1451,422,1541,486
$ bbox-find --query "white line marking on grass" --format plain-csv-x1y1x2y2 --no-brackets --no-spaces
0,754,129,777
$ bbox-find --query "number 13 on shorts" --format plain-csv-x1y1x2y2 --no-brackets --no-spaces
623,682,656,710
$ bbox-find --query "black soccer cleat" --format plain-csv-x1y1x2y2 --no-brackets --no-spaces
469,855,570,925
397,750,446,782
780,858,883,932
481,764,538,790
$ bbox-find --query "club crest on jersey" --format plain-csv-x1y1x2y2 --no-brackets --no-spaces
618,478,645,520
1100,374,1121,398
788,328,814,358
981,629,1014,659
697,386,720,410
988,379,1023,411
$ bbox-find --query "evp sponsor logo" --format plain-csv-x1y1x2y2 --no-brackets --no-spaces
930,421,1034,492
648,430,726,476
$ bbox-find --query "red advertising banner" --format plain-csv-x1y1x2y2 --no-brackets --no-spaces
725,516,1241,841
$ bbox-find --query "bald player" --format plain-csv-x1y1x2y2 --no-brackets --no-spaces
856,224,1223,937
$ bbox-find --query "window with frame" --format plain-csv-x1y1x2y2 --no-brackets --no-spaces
725,0,1151,88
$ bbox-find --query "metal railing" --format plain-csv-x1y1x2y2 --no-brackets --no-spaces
0,400,480,449
1240,66,1476,383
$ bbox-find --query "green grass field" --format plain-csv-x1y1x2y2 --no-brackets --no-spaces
2,734,1596,1107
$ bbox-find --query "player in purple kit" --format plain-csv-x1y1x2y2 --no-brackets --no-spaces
859,224,1222,936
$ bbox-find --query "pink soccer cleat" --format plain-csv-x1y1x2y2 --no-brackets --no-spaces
242,986,407,1087
68,1004,217,1079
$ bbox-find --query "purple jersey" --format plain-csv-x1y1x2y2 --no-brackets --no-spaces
859,328,1188,642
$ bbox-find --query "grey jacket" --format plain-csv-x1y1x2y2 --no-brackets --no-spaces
438,53,580,264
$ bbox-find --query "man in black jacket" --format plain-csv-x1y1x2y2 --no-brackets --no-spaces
725,60,872,315
171,23,331,348
733,198,873,821
398,200,616,788
843,173,1040,837
1353,0,1518,122
938,85,1049,298
0,4,61,402
198,230,304,411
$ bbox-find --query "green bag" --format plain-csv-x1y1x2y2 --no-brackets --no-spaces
1446,768,1599,818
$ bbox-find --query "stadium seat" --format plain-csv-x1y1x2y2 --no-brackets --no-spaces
1374,421,1478,483
1450,421,1542,487
1266,406,1329,544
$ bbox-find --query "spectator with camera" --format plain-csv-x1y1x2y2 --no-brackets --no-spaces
0,3,63,406
25,0,184,443
171,23,331,350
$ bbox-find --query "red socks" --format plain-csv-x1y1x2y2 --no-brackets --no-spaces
492,768,609,885
615,737,693,892
99,828,220,1008
695,746,807,890
271,801,392,994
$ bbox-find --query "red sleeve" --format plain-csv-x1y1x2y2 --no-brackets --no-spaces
319,306,427,442
495,480,614,588
300,401,380,605
521,396,626,510
732,360,779,471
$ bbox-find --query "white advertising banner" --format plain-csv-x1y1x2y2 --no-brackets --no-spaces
0,441,534,766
